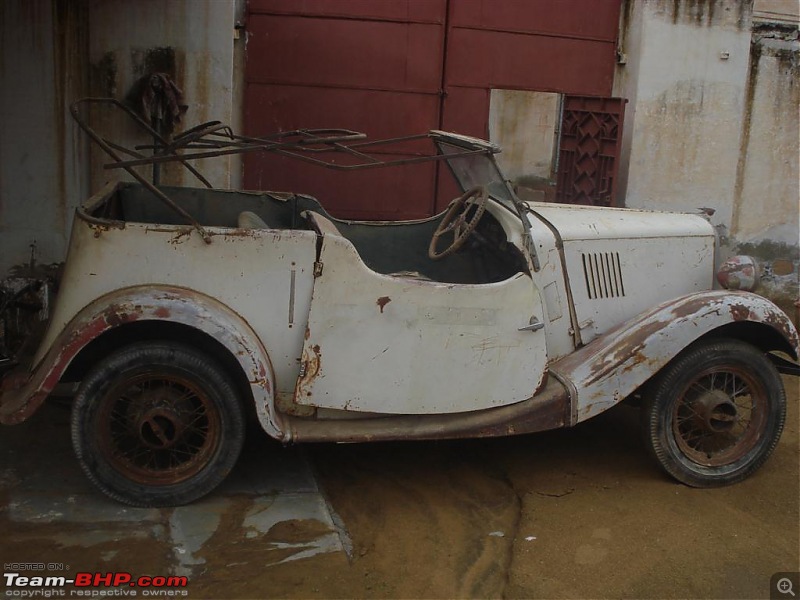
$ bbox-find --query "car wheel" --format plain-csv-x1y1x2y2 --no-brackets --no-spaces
71,341,245,506
642,338,785,487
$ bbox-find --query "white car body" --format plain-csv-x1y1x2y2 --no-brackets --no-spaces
1,120,797,505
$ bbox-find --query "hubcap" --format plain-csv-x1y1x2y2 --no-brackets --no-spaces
694,389,738,433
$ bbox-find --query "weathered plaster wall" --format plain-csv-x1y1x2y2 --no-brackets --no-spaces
488,89,560,183
731,26,800,315
612,0,645,206
0,0,242,276
0,0,89,275
616,0,753,234
87,0,238,192
732,31,799,246
616,0,799,317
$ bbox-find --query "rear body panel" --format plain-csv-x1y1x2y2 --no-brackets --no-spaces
21,184,316,405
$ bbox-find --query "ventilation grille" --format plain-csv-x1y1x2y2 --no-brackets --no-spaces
582,252,625,299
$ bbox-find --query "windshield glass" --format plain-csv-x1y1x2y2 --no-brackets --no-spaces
437,140,517,212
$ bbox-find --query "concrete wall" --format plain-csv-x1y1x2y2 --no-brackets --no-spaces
615,0,799,316
488,89,561,184
732,30,799,246
0,0,89,275
0,0,242,276
614,0,753,232
87,0,239,192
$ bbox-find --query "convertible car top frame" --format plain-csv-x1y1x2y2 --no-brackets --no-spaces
70,97,536,254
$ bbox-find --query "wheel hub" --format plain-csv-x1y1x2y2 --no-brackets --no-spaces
138,408,183,449
127,386,196,451
695,389,738,433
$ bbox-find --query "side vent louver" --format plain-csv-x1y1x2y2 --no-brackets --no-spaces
582,252,625,299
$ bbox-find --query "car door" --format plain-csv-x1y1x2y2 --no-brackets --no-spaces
293,224,548,415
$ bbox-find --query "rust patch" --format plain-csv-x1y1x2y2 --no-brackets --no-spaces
295,344,322,401
376,296,391,313
583,319,667,386
103,307,129,328
764,310,800,352
169,229,192,245
729,304,750,321
154,306,170,318
670,296,721,319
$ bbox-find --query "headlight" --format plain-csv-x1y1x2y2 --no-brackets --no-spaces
717,255,759,291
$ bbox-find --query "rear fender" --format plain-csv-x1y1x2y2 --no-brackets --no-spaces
550,291,800,424
0,286,280,436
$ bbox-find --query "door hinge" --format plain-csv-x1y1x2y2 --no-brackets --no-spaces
313,261,324,277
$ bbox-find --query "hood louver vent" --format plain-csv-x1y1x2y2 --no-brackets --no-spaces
582,252,625,299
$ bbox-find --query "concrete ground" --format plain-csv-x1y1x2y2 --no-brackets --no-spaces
1,375,798,599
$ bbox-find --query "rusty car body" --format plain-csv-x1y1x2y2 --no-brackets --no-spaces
1,99,797,506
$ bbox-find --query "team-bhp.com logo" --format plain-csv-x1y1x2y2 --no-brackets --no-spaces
4,572,188,597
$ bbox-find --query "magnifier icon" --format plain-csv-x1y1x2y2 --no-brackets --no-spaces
778,578,796,597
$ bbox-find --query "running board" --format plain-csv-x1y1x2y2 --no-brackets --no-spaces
283,375,570,443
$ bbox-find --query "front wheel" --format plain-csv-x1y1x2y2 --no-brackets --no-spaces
642,339,786,487
71,342,245,506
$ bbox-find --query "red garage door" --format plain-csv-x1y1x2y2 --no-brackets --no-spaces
244,0,621,218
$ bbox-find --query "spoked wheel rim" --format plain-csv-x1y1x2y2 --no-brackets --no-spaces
671,366,767,467
96,372,222,485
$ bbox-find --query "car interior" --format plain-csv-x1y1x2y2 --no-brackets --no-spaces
91,183,529,285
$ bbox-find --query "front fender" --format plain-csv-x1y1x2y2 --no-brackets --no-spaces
0,286,280,437
550,290,800,424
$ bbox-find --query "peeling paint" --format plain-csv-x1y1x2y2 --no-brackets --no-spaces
0,286,279,435
551,290,800,423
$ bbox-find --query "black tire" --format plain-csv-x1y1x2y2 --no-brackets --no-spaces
642,338,785,487
71,341,245,507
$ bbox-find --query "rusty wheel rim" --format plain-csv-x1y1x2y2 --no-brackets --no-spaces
672,366,767,467
96,372,221,485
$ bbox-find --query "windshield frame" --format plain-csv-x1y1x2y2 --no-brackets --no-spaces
432,131,540,270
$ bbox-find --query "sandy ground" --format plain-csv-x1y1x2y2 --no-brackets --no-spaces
1,375,798,599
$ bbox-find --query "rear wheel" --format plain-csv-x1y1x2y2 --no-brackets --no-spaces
71,341,245,506
642,339,785,487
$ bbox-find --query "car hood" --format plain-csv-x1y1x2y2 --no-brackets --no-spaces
526,203,715,241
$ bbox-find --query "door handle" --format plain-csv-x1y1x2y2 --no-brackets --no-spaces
519,316,545,332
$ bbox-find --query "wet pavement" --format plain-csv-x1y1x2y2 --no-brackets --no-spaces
1,376,798,599
1,400,349,589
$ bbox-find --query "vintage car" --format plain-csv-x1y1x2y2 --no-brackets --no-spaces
0,98,798,507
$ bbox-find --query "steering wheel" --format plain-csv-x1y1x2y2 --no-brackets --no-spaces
428,186,489,260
